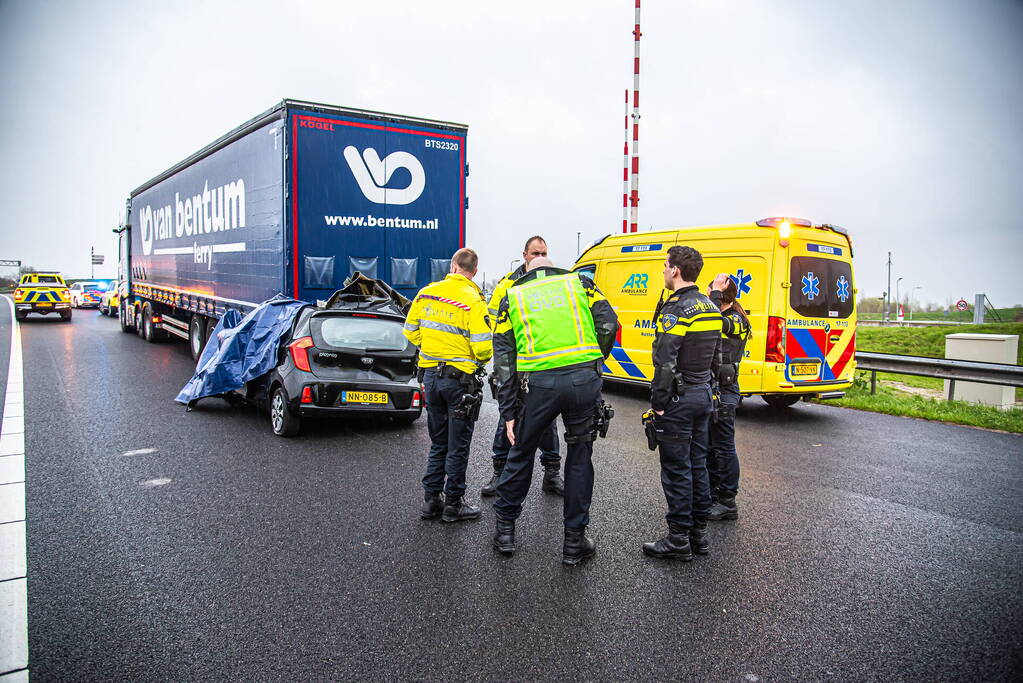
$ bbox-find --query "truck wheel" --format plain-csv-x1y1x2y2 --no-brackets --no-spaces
188,315,207,361
119,303,133,333
142,303,167,343
762,395,800,409
269,386,300,437
61,309,72,321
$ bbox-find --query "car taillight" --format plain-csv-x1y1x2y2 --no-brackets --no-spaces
412,390,422,408
765,316,786,363
13,289,23,299
289,336,314,372
300,386,314,404
61,289,70,298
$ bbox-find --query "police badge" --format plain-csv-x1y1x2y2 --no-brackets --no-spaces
660,313,678,331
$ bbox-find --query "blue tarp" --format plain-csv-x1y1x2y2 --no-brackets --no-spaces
176,298,308,406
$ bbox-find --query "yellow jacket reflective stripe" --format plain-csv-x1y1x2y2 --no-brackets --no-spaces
404,273,493,374
661,313,723,337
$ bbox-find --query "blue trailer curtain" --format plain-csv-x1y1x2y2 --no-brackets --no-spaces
304,256,335,289
390,258,418,287
349,256,379,279
430,258,449,283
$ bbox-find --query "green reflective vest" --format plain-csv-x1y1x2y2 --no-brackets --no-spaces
507,272,603,371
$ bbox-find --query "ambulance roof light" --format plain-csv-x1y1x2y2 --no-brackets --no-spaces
756,217,812,228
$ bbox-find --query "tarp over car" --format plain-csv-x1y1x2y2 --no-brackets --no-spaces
176,298,308,407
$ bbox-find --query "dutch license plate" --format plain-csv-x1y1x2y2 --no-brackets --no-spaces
37,302,52,307
341,391,388,405
790,363,819,377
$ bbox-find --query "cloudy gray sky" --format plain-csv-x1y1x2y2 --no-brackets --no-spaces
1,0,1020,307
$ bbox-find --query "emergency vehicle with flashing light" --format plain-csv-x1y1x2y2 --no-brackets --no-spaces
13,272,73,321
573,217,857,408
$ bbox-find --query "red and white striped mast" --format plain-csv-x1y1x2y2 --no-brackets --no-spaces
622,89,630,234
628,0,642,233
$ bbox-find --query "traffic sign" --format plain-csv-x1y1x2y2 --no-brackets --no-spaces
956,299,969,311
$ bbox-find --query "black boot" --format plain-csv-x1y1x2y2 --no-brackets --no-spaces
542,465,565,497
493,518,515,555
420,492,444,520
642,524,693,561
442,497,482,523
707,495,738,521
689,519,709,555
481,462,503,497
562,526,596,566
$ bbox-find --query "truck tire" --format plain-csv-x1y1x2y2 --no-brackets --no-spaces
142,303,167,343
119,303,133,333
762,395,800,409
60,308,72,321
269,386,300,437
189,315,207,361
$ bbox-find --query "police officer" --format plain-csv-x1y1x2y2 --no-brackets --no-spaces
643,246,723,560
706,274,751,521
491,257,618,565
481,236,563,499
403,248,493,523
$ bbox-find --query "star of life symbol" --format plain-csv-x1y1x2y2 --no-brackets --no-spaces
801,272,820,300
836,275,850,303
728,268,752,299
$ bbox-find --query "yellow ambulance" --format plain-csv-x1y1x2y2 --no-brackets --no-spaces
573,217,856,408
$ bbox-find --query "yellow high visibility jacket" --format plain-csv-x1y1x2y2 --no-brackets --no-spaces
404,273,493,374
487,264,526,327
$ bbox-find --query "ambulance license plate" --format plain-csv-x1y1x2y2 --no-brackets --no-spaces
341,391,388,405
790,363,819,377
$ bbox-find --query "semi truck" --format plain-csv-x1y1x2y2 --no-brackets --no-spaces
116,99,468,359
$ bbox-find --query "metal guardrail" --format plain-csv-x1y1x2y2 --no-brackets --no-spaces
855,351,1023,400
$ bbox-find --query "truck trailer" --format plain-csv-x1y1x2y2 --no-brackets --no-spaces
116,99,468,359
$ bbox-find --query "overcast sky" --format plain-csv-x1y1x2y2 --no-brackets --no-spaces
1,0,1020,307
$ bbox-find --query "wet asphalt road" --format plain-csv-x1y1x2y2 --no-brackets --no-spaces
5,306,1023,681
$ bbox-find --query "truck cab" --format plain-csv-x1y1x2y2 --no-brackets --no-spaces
13,272,73,321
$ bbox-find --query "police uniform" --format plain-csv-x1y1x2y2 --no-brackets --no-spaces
403,273,493,522
642,285,723,560
491,266,617,565
481,265,562,498
706,292,751,520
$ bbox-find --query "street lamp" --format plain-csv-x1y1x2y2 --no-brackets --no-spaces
910,285,922,320
577,231,581,256
509,258,521,274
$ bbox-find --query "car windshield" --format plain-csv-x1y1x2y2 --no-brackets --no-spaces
83,284,103,291
315,316,409,351
789,256,854,319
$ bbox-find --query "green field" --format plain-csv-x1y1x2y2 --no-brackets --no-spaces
832,322,1023,431
859,307,1022,323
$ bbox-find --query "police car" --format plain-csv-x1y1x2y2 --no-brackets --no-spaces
13,272,73,321
69,282,105,308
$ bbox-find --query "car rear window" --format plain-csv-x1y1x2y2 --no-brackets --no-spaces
313,315,409,351
32,275,62,284
83,284,103,291
789,256,854,319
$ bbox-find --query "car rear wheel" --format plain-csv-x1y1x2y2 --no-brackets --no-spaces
60,308,72,321
270,386,300,437
762,395,800,409
15,311,26,321
189,315,207,361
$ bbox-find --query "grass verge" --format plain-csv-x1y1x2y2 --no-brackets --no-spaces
821,373,1023,434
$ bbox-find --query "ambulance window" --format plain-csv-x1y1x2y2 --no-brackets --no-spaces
790,257,854,319
574,264,596,280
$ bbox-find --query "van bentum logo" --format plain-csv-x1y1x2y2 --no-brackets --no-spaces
343,146,425,206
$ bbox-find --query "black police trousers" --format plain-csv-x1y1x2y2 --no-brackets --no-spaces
492,418,560,469
708,382,741,496
494,365,602,529
422,369,475,501
655,383,713,529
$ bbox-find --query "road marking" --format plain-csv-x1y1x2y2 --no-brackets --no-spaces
0,295,27,677
122,448,157,457
140,478,171,488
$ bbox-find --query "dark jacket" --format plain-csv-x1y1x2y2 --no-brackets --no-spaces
492,266,618,421
710,290,752,366
650,285,723,411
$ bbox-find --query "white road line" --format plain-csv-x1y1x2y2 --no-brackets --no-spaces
0,295,28,678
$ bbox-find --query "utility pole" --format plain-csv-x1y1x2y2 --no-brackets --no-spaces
91,246,95,279
885,251,892,324
896,277,903,319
